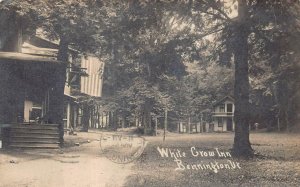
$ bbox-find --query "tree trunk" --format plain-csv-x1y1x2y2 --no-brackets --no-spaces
108,111,118,130
48,37,68,145
143,100,153,135
232,0,253,157
0,11,22,52
163,107,168,141
121,115,126,128
82,104,90,132
105,112,108,128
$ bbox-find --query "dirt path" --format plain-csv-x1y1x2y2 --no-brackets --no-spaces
0,132,134,187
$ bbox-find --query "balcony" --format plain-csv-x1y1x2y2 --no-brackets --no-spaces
212,112,234,117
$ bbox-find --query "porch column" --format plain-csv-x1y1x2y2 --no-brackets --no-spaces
66,102,71,128
232,116,235,131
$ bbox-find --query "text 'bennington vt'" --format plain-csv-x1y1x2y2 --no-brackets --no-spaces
157,146,242,173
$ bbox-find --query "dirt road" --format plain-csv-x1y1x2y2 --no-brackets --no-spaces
0,132,134,187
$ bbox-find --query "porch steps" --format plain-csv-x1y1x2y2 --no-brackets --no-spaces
10,126,59,130
9,143,59,149
8,124,60,149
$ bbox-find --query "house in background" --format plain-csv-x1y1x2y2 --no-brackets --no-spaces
212,96,235,132
177,109,214,133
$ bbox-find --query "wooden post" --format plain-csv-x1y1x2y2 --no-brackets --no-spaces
66,103,71,129
74,105,78,128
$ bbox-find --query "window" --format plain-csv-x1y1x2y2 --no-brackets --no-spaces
227,104,233,113
218,118,223,127
219,104,225,112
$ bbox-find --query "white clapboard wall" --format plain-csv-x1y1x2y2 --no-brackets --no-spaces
80,56,104,97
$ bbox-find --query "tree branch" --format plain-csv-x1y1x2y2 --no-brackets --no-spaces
202,0,233,22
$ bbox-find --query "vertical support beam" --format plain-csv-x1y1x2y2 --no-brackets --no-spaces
66,102,71,129
73,104,78,129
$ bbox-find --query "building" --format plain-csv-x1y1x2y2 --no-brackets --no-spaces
0,7,107,148
177,109,213,133
22,35,106,130
64,55,105,130
212,96,235,132
0,51,67,148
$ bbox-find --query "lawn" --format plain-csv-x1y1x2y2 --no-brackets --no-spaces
124,132,300,187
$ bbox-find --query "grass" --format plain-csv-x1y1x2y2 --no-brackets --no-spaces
124,132,300,187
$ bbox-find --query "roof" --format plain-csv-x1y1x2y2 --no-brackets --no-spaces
29,35,79,54
213,95,234,107
22,42,58,57
0,52,63,64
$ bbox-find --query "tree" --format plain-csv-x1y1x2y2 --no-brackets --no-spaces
231,0,253,157
183,0,300,157
248,1,300,132
100,0,195,133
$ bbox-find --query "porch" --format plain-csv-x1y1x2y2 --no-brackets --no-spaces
0,52,67,148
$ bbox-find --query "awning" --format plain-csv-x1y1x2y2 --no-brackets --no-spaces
64,94,80,103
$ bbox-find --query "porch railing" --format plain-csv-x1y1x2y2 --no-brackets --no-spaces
212,112,234,116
